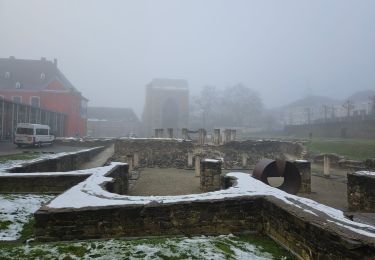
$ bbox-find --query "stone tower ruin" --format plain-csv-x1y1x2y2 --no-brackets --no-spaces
142,79,189,137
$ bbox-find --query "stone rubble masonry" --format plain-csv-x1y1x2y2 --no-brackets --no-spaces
113,139,303,170
34,194,375,259
200,159,222,192
293,160,311,193
7,146,105,173
102,164,129,195
347,172,375,212
0,173,90,193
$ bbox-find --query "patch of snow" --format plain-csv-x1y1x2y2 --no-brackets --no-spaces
355,171,375,177
0,234,285,259
46,163,375,238
203,159,220,163
0,194,54,241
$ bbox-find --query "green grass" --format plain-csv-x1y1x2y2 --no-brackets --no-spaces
0,153,38,163
305,138,375,160
0,234,295,259
0,220,12,230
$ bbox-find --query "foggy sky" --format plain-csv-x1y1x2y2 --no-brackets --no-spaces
1,0,374,115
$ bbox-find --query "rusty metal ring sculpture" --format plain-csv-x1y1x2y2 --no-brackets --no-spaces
252,159,301,194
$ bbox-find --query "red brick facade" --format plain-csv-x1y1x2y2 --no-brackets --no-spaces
0,57,87,136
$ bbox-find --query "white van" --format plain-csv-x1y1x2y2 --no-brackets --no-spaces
14,123,55,147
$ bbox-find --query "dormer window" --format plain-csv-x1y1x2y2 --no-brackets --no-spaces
40,73,45,80
4,72,10,79
15,82,21,89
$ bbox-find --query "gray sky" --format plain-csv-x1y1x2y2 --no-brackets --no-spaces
1,0,374,115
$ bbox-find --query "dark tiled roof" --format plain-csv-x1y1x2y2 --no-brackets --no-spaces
88,107,140,123
0,57,79,93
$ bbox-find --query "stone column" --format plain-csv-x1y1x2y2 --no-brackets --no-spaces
195,155,201,177
198,128,206,145
126,155,133,172
230,129,237,141
324,156,330,177
200,159,222,192
187,152,193,168
182,128,188,140
214,129,221,145
224,129,231,143
293,160,311,193
159,128,164,138
133,152,139,168
167,128,173,138
347,172,375,212
242,153,247,168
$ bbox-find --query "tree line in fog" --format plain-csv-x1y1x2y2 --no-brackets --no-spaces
190,83,264,129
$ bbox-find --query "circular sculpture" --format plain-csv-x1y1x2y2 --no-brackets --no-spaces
252,159,301,194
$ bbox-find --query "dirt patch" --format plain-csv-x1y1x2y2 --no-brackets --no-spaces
129,168,201,196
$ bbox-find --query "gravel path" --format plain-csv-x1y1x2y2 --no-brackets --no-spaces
129,168,201,196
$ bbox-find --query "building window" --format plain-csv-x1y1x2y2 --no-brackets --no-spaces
40,73,45,80
80,99,88,118
15,82,21,89
4,72,10,79
30,96,40,107
12,96,21,103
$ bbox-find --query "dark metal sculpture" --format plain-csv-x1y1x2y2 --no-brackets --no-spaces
253,159,301,194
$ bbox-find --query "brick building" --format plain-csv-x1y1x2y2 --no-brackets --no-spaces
0,57,87,136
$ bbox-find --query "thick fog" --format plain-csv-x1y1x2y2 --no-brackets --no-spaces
0,0,374,115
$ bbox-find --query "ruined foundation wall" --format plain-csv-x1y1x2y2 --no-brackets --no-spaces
114,139,194,168
7,147,104,173
34,196,375,259
35,198,263,242
347,173,375,212
114,139,303,169
262,197,375,259
0,174,90,193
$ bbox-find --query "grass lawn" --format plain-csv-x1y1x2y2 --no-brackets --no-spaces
0,153,38,163
305,138,375,160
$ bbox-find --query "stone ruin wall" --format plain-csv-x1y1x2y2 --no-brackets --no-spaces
347,173,375,212
113,139,304,169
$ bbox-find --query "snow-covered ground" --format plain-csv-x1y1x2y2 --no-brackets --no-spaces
0,234,292,259
0,194,54,241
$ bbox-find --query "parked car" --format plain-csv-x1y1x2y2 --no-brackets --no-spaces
14,123,55,147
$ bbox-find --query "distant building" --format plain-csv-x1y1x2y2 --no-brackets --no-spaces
87,107,140,138
142,79,189,137
0,56,87,136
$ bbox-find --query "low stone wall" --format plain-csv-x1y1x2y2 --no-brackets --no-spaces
114,138,304,169
34,195,375,259
54,138,114,147
7,147,104,173
35,197,263,241
114,138,193,168
347,172,375,212
103,164,129,195
262,197,374,259
0,173,90,193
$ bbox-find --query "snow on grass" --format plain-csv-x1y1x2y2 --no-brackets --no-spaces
0,194,54,241
0,234,293,260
